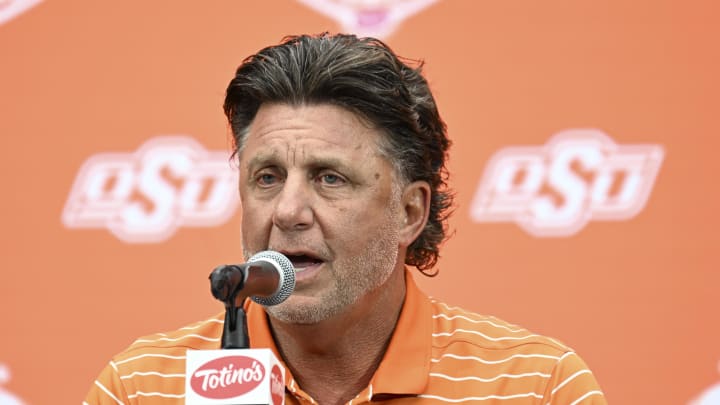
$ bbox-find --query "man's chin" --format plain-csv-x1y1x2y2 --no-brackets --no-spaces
263,295,344,325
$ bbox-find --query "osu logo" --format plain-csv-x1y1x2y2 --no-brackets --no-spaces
470,129,664,237
62,136,239,243
190,356,265,399
0,363,26,405
0,0,42,27
296,0,440,39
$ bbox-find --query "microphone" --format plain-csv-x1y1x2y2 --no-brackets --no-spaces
210,250,296,307
186,251,292,404
209,250,296,349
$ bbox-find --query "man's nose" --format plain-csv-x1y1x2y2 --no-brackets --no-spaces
272,174,314,231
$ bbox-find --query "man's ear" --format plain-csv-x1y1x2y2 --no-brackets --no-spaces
398,181,431,247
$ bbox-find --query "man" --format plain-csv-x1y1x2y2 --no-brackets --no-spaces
84,33,606,404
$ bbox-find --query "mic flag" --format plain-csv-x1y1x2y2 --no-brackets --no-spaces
185,349,285,405
210,250,296,308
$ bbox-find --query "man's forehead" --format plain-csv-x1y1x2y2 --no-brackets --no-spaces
242,103,383,149
240,141,377,169
249,102,377,135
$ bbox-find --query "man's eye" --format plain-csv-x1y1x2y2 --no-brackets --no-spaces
318,173,344,186
256,173,278,186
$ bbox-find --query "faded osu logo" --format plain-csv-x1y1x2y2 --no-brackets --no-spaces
0,0,42,27
689,360,720,405
470,129,664,237
296,0,440,39
62,136,239,243
190,356,265,399
0,364,26,405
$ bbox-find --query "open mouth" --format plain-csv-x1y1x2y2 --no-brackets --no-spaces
284,254,323,272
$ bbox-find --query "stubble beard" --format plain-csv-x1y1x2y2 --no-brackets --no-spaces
242,194,403,324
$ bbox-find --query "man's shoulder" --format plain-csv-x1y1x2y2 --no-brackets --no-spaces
429,299,571,357
419,299,606,403
110,313,224,371
84,315,225,403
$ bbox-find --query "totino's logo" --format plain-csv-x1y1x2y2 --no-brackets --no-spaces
470,129,664,237
190,356,265,399
296,0,440,39
62,136,239,243
270,365,284,405
0,0,42,27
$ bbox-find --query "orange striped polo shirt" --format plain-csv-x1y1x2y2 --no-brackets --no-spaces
84,271,606,404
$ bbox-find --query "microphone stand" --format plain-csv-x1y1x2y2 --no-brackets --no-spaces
222,299,250,349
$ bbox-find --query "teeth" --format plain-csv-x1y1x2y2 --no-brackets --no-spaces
281,253,322,274
290,261,317,273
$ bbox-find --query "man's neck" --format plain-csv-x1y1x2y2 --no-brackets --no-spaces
268,268,407,405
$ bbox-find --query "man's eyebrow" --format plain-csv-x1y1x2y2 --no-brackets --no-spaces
306,156,352,170
244,151,281,171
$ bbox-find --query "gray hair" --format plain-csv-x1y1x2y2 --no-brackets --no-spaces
223,33,453,274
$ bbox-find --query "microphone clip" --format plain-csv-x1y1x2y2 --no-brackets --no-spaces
209,264,250,349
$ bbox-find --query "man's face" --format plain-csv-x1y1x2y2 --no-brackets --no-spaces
238,103,405,324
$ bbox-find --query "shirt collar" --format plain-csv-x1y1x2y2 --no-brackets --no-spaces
369,270,432,395
245,269,432,395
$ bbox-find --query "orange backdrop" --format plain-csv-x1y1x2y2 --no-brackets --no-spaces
1,1,718,404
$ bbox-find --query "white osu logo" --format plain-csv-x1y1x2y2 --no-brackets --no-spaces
62,136,239,243
295,0,440,39
0,0,42,27
470,129,664,237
